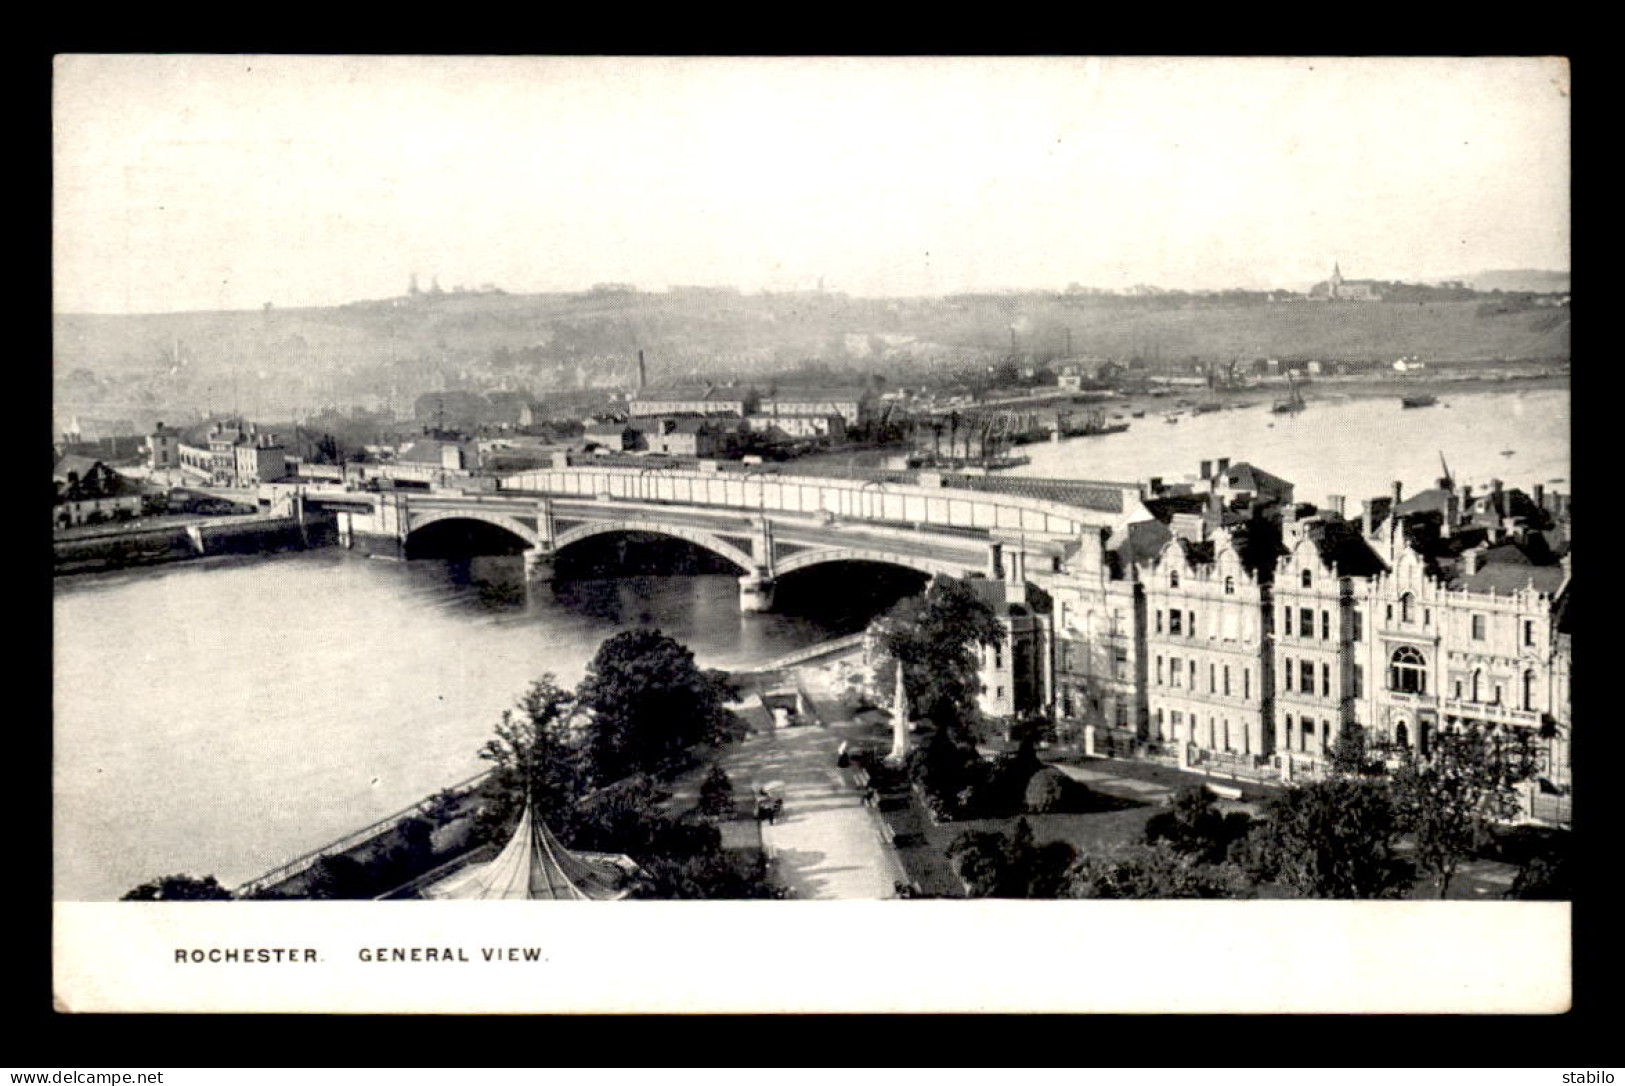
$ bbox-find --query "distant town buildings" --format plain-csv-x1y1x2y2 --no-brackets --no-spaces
54,456,143,527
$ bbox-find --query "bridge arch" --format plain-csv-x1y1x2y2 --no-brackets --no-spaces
550,519,756,573
405,509,539,549
773,546,966,581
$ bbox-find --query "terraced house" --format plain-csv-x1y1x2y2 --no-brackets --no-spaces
1036,460,1572,819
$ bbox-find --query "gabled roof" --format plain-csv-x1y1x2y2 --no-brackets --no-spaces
1219,462,1293,496
1302,518,1389,578
1449,563,1568,597
53,454,103,482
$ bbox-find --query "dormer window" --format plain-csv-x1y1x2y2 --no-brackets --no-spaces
1399,592,1414,624
1223,576,1235,596
1301,569,1313,589
1169,570,1180,588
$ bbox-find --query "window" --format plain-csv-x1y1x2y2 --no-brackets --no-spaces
1171,710,1184,738
1156,655,1163,685
1386,603,1394,622
1352,664,1363,699
1523,620,1535,647
1472,614,1486,640
996,686,1004,700
1223,718,1231,752
1400,594,1414,623
1302,569,1313,589
1244,668,1251,700
1169,610,1182,636
1300,608,1314,639
1523,670,1537,711
1170,658,1180,688
1113,648,1128,677
1321,719,1332,753
1187,610,1195,638
1155,610,1163,634
993,644,1003,669
1352,610,1363,642
1300,658,1316,695
1301,718,1315,751
1155,707,1165,738
1321,610,1330,640
1283,607,1293,635
1224,576,1235,595
1389,646,1427,695
1454,681,1463,700
1223,665,1231,696
1395,721,1410,748
1471,669,1482,702
1189,659,1197,687
1321,662,1330,697
1493,684,1503,706
1169,570,1180,588
1284,659,1293,690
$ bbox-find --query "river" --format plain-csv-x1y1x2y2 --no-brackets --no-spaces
53,385,1568,900
53,554,886,901
1012,386,1570,502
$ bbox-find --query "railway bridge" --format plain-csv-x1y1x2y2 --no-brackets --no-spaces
304,463,1149,612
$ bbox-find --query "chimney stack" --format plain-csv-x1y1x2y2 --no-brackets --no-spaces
1392,480,1404,509
1326,494,1346,518
1492,478,1504,496
1149,476,1163,494
1217,457,1231,474
637,349,647,391
1200,459,1213,480
1534,483,1546,510
987,542,1005,579
1361,500,1374,537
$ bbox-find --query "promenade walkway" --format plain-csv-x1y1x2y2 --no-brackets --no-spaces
717,719,905,900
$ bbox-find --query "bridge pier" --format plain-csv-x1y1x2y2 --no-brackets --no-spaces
738,571,776,613
523,547,555,585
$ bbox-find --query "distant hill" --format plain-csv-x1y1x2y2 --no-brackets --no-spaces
1457,269,1570,294
52,290,1570,427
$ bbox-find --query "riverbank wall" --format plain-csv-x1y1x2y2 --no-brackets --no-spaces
54,512,340,576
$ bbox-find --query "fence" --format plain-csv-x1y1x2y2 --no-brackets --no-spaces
233,768,493,897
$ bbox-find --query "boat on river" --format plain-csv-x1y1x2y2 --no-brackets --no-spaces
1272,374,1307,414
1402,394,1439,408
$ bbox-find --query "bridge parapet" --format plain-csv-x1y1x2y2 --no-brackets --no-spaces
499,466,1137,541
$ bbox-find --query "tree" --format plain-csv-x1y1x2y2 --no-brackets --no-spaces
122,874,234,901
871,575,1003,733
1242,779,1412,899
1144,786,1253,865
697,764,737,819
477,675,583,840
947,819,1078,898
1327,723,1383,778
1069,842,1256,899
575,629,739,785
1390,722,1542,899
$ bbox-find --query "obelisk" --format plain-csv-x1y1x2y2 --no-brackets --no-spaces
885,659,910,767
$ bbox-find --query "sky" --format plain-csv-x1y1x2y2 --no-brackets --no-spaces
53,55,1571,314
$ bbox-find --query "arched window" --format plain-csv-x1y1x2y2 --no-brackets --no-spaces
1523,670,1537,711
1400,592,1414,623
1301,569,1313,589
1395,721,1410,748
1389,646,1427,695
1224,576,1235,596
1169,570,1180,588
1471,669,1482,702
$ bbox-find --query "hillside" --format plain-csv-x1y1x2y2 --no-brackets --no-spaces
53,292,1570,430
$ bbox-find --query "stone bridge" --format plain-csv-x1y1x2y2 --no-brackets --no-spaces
308,464,1148,611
